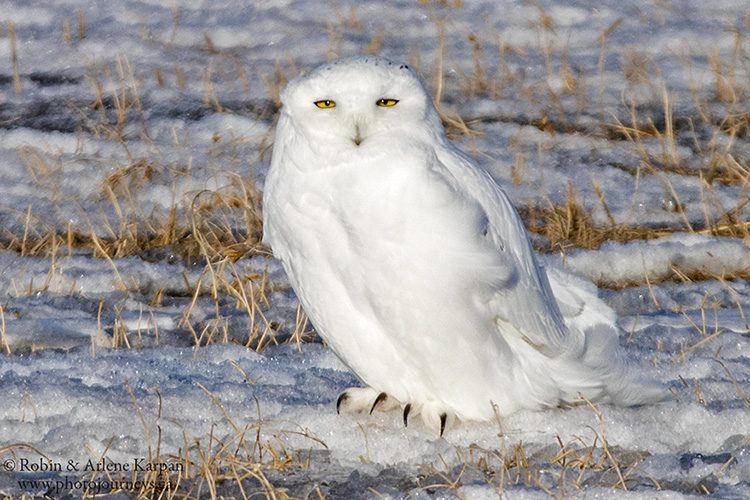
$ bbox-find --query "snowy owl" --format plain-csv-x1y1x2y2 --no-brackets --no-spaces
263,56,665,435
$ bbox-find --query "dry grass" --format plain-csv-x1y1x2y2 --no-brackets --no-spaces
404,400,653,496
520,184,673,252
520,184,750,253
20,394,657,498
0,53,292,356
7,21,22,95
1,391,321,498
111,384,336,499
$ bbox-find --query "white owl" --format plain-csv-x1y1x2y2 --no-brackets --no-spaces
263,56,665,435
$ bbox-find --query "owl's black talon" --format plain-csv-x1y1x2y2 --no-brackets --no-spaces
439,412,447,436
403,403,412,427
336,392,349,414
370,392,388,414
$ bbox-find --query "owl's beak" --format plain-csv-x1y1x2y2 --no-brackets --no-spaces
353,124,363,146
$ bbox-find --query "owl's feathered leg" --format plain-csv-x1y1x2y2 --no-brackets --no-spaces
336,387,399,414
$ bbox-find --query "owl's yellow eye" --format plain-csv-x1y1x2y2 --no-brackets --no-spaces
376,98,399,107
314,99,336,109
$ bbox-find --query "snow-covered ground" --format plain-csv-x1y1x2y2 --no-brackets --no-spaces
1,0,749,497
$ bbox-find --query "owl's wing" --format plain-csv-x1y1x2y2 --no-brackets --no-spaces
434,144,576,357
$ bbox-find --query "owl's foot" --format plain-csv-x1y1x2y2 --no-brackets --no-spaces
336,387,399,414
402,401,455,437
336,389,455,436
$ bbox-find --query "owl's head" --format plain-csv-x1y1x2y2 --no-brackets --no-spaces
279,56,443,150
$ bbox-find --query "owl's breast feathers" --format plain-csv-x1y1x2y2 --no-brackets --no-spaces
269,129,571,355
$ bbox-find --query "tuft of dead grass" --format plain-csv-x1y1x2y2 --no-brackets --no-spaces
519,184,673,252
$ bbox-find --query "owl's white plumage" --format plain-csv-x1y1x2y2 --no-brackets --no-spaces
263,56,664,432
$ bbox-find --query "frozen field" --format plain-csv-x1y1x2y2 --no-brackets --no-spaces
1,0,749,498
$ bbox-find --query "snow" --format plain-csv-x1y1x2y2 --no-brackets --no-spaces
562,234,750,287
1,0,749,497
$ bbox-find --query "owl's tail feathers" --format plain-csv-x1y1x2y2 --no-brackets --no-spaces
546,265,668,407
579,322,670,407
607,372,670,406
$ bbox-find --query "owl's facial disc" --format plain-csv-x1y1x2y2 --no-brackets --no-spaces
281,56,444,153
